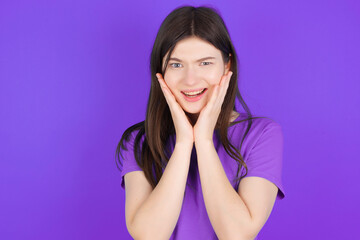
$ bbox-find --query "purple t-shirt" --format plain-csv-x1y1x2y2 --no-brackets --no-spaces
120,113,285,239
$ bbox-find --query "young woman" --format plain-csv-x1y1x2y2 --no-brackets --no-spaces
116,5,285,240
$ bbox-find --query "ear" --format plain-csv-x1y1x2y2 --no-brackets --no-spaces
224,53,231,74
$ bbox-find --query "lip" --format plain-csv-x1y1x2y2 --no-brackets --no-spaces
182,88,206,93
181,88,207,102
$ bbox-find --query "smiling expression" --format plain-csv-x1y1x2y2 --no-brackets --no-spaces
163,36,231,115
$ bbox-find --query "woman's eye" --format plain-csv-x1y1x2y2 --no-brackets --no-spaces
170,63,182,68
200,62,212,66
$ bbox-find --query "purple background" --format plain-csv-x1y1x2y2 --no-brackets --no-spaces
1,0,359,239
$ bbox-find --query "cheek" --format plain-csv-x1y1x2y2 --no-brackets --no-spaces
204,70,223,100
201,67,223,85
163,72,181,91
207,75,223,87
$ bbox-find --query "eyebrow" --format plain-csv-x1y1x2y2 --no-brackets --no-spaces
169,56,216,62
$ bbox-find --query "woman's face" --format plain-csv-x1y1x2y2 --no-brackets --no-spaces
163,36,231,115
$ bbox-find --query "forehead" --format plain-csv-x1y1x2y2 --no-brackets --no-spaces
167,37,222,60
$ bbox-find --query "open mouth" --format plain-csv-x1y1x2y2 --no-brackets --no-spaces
181,88,208,102
181,88,207,98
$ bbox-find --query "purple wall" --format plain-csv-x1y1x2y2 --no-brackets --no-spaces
1,0,359,239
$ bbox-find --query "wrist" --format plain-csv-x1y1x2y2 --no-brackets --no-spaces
194,139,214,148
175,141,194,151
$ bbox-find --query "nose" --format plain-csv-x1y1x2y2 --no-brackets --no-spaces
183,67,199,86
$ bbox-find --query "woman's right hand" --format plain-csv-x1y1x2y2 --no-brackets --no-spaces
156,73,194,146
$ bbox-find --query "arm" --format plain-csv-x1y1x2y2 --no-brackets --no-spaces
195,140,278,240
125,73,195,239
125,142,193,240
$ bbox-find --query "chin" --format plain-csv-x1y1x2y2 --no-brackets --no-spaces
179,99,206,115
183,106,203,115
185,110,200,115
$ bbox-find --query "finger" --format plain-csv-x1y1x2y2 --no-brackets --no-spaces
156,73,176,108
207,83,220,108
207,71,231,113
156,73,174,100
211,73,227,104
219,71,232,92
207,71,230,109
156,73,182,111
218,71,233,103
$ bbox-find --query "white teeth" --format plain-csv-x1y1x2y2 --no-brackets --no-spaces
183,89,205,96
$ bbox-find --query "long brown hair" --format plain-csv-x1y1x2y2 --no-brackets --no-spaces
116,5,264,190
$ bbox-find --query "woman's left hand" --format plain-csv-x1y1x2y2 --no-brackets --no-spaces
194,71,233,143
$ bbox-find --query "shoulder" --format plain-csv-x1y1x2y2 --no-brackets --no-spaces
232,113,281,133
116,121,146,170
120,121,146,150
229,113,283,154
238,116,285,200
249,117,282,140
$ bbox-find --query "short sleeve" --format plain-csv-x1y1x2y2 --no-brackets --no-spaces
119,131,143,189
244,121,286,200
